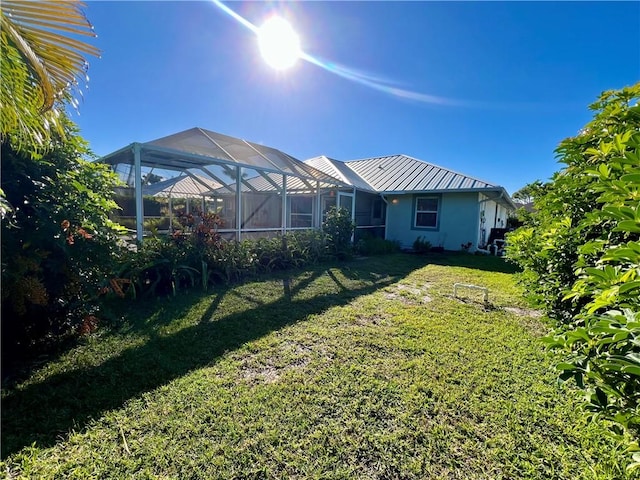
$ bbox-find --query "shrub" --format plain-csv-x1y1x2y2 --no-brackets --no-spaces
412,236,432,254
116,227,333,296
356,235,400,255
506,83,640,466
117,236,200,298
323,206,355,259
1,120,124,363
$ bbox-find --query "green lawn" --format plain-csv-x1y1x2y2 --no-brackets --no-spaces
1,253,634,479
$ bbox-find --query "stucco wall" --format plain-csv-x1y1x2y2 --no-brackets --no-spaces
480,193,508,230
384,192,480,251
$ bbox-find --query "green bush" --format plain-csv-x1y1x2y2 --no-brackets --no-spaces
356,235,400,255
115,226,333,297
412,236,432,254
1,120,124,362
506,83,640,467
323,206,355,259
116,237,200,298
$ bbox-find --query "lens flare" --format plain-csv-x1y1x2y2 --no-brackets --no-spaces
211,0,474,107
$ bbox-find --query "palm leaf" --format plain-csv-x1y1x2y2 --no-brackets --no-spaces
0,0,99,149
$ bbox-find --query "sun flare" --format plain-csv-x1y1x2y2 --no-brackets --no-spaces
257,16,301,70
212,0,458,106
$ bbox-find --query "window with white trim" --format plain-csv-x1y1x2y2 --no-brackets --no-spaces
414,196,439,228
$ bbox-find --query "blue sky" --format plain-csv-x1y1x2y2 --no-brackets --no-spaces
76,1,639,195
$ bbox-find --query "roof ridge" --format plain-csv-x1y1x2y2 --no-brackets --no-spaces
304,155,352,185
304,155,378,191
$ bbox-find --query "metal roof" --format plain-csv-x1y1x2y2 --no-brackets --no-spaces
100,127,346,186
230,172,335,194
304,156,375,191
304,154,515,209
344,154,497,192
142,174,221,198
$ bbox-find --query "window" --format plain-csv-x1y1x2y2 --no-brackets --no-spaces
414,196,439,228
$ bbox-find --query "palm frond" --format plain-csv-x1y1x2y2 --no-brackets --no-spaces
0,0,99,152
1,0,99,111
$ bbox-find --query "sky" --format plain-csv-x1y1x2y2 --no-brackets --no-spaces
74,1,640,195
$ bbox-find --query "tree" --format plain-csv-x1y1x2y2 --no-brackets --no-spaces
506,83,640,467
143,172,164,185
0,0,99,153
511,180,546,205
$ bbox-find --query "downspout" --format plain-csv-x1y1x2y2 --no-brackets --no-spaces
476,193,488,252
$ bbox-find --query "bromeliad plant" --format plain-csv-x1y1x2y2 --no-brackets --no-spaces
117,210,224,297
117,237,200,298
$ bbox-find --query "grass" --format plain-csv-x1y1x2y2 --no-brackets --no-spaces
1,253,635,479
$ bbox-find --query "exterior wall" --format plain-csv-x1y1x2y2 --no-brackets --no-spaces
385,192,480,251
478,193,511,247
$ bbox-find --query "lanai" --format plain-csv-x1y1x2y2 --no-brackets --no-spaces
100,128,350,241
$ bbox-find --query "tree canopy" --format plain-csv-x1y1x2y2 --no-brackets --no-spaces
511,180,546,205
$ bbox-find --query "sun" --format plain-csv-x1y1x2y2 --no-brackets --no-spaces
257,16,301,70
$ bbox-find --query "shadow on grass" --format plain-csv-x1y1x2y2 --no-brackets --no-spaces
1,255,423,458
413,251,521,274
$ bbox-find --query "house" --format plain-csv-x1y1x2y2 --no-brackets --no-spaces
305,155,515,252
101,128,514,251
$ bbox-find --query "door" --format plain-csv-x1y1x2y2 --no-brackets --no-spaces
337,192,355,241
